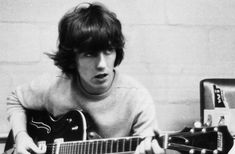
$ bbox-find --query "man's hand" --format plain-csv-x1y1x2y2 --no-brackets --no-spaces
135,137,165,154
14,131,46,154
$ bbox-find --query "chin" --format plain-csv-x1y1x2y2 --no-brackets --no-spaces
94,84,109,92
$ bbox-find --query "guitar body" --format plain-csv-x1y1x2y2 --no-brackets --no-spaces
5,110,88,153
27,110,87,143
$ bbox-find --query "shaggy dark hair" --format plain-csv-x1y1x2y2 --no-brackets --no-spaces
47,2,125,78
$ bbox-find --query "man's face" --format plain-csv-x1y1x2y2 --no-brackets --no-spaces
76,49,116,94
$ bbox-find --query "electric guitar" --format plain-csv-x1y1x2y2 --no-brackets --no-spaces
4,110,234,154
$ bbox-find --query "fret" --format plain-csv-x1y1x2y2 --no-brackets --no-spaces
90,141,94,154
129,138,132,151
116,139,119,152
131,138,139,151
97,140,102,154
86,141,90,154
102,140,107,153
124,138,131,152
106,139,112,153
93,140,98,154
118,138,124,152
122,138,125,152
112,139,117,153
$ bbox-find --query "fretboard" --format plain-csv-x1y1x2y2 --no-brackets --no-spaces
48,136,145,154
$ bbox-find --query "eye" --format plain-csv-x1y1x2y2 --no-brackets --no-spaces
84,53,93,57
83,51,96,57
104,49,114,55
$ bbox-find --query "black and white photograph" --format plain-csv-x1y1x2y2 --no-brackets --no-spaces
0,1,235,154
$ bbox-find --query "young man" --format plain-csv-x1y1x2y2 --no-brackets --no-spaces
6,2,164,154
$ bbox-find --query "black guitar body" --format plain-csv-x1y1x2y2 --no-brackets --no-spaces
27,110,86,143
5,110,87,153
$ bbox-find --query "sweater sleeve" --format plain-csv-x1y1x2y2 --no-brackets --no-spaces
131,87,161,137
6,74,51,138
6,89,27,138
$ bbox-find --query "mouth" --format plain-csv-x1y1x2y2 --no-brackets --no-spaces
95,73,108,79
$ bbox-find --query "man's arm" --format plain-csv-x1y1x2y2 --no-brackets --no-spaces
130,88,165,154
6,90,27,139
6,87,46,154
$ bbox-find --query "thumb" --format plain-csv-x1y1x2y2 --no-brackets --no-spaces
29,142,46,154
151,139,165,154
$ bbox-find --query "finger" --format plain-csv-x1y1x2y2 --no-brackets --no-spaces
135,141,145,154
144,137,152,154
134,145,140,154
29,142,45,154
151,139,165,154
16,145,30,154
16,149,31,154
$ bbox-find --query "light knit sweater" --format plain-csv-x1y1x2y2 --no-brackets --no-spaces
6,70,159,139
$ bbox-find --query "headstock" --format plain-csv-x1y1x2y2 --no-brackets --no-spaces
160,125,234,154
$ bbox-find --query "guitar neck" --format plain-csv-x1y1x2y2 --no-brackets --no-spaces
47,136,161,154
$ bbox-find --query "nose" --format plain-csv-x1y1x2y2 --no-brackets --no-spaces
96,52,107,70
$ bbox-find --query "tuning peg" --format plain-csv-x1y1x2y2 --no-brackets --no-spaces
213,127,218,132
202,128,206,133
189,149,195,154
190,128,195,133
213,150,218,154
201,149,206,154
